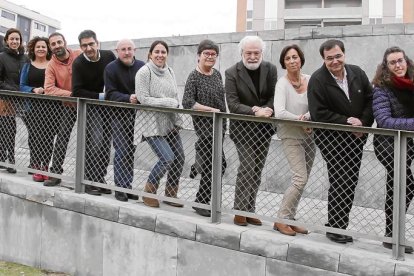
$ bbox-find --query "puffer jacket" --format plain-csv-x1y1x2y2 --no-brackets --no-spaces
0,47,28,91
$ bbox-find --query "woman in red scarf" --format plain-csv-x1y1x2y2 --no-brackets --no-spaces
372,46,414,253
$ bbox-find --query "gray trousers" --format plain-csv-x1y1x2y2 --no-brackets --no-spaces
233,136,272,212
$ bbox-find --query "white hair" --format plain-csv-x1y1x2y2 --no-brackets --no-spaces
238,35,265,56
116,38,135,49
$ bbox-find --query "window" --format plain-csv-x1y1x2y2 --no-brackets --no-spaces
246,21,253,30
1,10,16,21
0,25,8,34
247,10,253,19
34,22,46,32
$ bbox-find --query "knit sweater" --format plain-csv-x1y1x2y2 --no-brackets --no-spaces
373,86,414,131
72,50,116,99
44,48,82,97
274,74,311,139
182,68,226,138
135,60,182,137
104,58,145,102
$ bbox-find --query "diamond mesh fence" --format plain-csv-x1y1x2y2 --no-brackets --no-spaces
1,92,413,247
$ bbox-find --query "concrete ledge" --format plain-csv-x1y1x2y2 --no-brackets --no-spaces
343,25,373,37
373,24,405,36
240,229,291,260
1,178,414,275
196,223,245,251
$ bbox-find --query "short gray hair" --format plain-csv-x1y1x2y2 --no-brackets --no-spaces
238,36,265,56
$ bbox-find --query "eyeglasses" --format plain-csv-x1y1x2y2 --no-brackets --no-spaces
325,54,343,62
202,52,218,58
80,41,97,49
387,58,406,67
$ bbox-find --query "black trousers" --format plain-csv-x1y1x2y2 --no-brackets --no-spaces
23,99,60,168
84,105,112,183
0,115,16,164
315,129,366,229
374,135,414,237
49,106,77,175
193,136,226,204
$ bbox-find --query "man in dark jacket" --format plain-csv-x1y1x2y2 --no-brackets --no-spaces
225,35,277,227
104,38,145,202
71,30,116,195
308,39,374,244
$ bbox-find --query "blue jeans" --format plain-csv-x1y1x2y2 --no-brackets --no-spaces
112,108,136,188
145,130,185,187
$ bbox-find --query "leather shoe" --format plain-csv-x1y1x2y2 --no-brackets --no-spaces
99,187,112,194
274,223,296,236
326,232,352,243
290,225,309,234
6,167,16,174
383,242,413,254
234,215,247,226
127,193,139,200
192,206,211,217
85,186,101,196
115,192,128,202
43,177,61,187
246,217,262,226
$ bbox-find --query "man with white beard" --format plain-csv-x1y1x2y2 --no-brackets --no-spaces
225,35,278,226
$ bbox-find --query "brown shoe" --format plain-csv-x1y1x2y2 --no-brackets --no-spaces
234,215,247,226
143,183,159,208
163,186,184,207
290,225,308,234
274,222,296,236
246,217,262,226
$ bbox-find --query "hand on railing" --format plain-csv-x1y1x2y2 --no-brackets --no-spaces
32,87,44,94
347,117,363,138
129,94,138,104
252,106,273,117
299,113,312,134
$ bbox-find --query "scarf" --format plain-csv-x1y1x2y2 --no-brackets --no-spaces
390,75,414,116
391,75,414,91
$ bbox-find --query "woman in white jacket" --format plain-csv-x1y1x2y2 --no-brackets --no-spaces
135,40,184,208
273,44,315,236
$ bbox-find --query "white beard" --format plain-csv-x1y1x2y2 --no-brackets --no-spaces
242,55,262,70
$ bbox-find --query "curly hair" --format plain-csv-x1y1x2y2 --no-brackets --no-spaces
372,46,414,88
26,36,52,61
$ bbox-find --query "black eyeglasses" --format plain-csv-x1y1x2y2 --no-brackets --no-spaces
387,58,406,67
202,52,218,58
325,54,343,62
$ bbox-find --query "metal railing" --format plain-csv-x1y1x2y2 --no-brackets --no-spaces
0,90,412,260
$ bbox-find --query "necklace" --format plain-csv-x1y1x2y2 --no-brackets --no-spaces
197,65,213,76
287,74,302,89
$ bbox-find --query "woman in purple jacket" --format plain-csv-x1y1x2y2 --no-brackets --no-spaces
372,46,414,254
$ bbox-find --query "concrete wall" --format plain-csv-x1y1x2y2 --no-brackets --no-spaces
1,179,413,276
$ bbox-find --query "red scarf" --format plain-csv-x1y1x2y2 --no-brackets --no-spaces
391,75,414,91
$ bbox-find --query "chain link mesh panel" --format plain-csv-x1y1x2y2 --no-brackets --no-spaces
1,92,413,245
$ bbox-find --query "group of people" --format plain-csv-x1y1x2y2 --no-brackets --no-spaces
0,27,413,253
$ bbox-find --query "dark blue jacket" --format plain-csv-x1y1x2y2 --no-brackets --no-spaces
104,58,145,103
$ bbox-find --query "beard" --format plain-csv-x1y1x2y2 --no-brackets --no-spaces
54,47,66,58
242,55,262,70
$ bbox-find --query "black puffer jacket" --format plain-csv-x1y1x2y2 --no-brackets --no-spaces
0,47,28,91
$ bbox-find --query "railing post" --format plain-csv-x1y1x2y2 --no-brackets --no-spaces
392,131,406,260
211,112,223,223
74,98,86,193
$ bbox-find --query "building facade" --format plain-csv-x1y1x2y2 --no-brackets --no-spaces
0,0,60,44
237,0,408,32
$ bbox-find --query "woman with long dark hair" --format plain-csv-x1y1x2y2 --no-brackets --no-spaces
0,28,28,173
20,36,54,182
372,46,414,254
